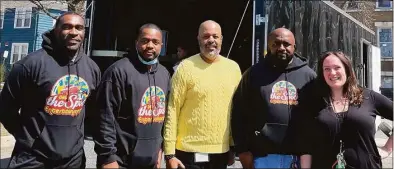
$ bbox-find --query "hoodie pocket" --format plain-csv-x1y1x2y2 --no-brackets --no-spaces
32,124,83,160
129,137,162,167
260,123,288,144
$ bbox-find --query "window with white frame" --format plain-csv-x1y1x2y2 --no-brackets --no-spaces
14,8,32,28
10,43,28,64
376,0,393,9
378,28,393,58
0,12,4,29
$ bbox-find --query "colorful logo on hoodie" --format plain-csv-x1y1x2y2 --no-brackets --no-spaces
269,81,298,105
44,75,90,117
138,86,166,124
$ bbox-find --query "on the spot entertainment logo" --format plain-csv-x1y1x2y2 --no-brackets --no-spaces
44,75,90,116
138,86,166,124
270,81,298,105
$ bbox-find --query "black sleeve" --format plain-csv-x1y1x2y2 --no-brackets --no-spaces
84,68,101,137
0,64,26,136
371,90,393,121
293,80,317,155
94,70,122,166
231,68,252,154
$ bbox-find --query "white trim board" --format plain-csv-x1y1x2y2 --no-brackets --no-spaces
381,71,393,76
375,22,393,27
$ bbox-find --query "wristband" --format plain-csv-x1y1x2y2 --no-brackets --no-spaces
164,154,175,161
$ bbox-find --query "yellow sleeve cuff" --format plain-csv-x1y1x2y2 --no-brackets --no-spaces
164,141,176,155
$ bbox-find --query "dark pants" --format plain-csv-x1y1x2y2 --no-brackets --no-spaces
8,144,85,169
175,150,228,169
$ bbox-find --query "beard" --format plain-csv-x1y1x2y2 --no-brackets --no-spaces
270,52,293,68
200,46,220,60
204,50,219,60
137,48,158,61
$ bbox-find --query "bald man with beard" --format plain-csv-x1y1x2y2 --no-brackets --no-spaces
163,20,242,169
231,28,316,168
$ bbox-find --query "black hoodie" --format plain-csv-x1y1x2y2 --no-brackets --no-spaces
94,53,170,168
231,53,316,156
0,30,101,160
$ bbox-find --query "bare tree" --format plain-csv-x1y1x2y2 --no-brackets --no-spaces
28,0,85,19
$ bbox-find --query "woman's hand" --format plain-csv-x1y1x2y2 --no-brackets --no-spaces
378,146,392,159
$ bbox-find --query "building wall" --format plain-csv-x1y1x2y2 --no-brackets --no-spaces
373,2,393,100
334,0,393,99
0,6,65,78
265,1,376,73
0,8,37,70
35,9,65,51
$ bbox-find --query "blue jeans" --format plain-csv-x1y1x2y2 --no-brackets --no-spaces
254,154,298,168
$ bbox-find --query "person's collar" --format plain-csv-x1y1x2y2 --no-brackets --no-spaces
199,53,221,64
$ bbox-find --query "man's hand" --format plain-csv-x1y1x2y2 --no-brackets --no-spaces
227,151,235,166
238,151,254,169
156,149,163,168
102,161,119,168
166,157,185,169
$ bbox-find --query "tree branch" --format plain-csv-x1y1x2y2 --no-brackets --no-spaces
27,0,85,18
28,0,58,19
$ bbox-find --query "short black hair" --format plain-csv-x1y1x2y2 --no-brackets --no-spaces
137,23,161,39
54,12,84,28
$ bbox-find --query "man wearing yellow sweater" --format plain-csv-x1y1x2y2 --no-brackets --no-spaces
163,20,242,169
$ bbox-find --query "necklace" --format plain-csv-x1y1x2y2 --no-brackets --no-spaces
330,97,348,113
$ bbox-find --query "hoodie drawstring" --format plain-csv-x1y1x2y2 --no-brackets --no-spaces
153,72,157,114
146,67,158,124
285,72,291,122
147,71,153,124
66,60,80,102
76,62,80,83
67,63,71,102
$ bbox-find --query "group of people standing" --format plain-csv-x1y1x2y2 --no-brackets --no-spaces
0,12,392,169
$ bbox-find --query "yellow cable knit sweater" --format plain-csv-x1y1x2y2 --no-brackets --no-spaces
163,54,242,155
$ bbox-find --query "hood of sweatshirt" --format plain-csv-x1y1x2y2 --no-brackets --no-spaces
42,30,87,102
262,52,309,72
42,30,84,66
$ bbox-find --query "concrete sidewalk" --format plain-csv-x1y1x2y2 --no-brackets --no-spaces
1,135,392,168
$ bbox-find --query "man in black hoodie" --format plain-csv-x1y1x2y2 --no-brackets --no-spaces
94,23,170,169
0,12,101,168
231,28,316,168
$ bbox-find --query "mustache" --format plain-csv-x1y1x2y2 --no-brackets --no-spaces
205,41,217,47
143,49,156,54
138,49,158,57
65,37,81,42
275,52,289,57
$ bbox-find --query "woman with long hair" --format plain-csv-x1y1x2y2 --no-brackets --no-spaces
298,51,393,168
